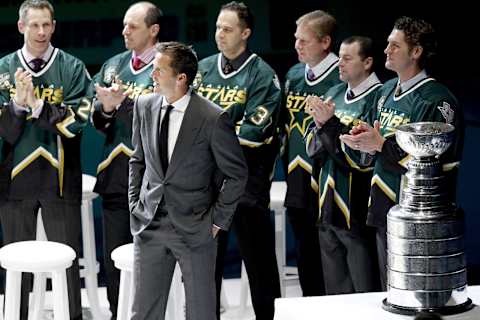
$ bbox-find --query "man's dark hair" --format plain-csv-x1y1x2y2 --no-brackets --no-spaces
155,42,198,87
342,36,374,61
394,16,437,69
221,1,254,31
19,0,54,22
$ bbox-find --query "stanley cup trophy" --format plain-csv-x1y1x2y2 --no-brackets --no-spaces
382,122,473,315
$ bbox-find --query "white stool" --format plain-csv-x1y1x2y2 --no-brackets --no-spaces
0,241,76,320
111,243,185,320
32,174,108,319
271,181,299,296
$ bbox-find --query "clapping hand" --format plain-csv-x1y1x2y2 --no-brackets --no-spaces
305,95,335,127
14,68,33,106
95,76,132,113
339,120,384,154
14,68,42,110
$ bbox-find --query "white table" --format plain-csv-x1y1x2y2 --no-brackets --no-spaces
274,286,480,320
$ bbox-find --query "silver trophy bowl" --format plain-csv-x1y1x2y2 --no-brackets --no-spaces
383,122,472,316
395,122,455,158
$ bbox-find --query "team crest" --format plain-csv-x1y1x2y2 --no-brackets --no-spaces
377,96,386,112
437,101,454,124
103,66,117,84
0,73,11,90
272,74,281,90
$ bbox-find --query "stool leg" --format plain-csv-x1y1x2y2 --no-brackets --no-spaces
51,270,70,320
116,270,131,320
127,271,134,320
29,272,47,320
81,199,109,319
4,270,22,320
175,263,185,320
239,262,250,315
220,278,229,310
274,208,287,297
0,292,3,320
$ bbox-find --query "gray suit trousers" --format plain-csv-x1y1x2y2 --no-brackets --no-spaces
131,211,217,320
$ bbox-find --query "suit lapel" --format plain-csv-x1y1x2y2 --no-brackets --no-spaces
166,93,203,179
150,95,166,177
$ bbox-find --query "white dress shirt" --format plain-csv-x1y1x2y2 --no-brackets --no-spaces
160,90,191,162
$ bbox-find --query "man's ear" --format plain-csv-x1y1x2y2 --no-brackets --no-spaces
363,57,373,71
177,73,187,85
18,20,25,34
241,27,251,41
320,35,332,51
411,45,423,61
150,23,160,39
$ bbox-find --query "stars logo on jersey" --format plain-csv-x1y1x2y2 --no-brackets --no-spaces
437,101,454,124
103,66,117,84
0,73,11,90
286,91,313,136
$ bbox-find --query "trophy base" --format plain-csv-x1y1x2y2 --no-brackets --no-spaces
382,298,473,316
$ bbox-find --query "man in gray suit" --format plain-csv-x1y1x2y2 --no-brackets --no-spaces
128,41,247,320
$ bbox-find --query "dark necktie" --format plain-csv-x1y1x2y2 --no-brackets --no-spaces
223,60,234,74
30,58,44,72
160,105,174,174
132,57,144,71
346,89,355,100
307,68,315,81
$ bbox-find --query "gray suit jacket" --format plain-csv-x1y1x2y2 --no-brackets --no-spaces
128,91,247,245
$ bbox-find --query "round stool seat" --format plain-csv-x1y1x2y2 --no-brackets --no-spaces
111,243,134,272
0,241,76,272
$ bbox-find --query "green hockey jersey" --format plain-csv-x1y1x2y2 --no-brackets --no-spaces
0,48,91,200
306,80,381,234
283,57,341,209
351,77,464,228
195,53,282,208
90,50,154,196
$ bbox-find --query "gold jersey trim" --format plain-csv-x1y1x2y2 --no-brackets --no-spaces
97,143,134,174
287,155,312,175
11,147,59,178
56,107,76,138
318,174,350,228
371,174,396,202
